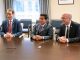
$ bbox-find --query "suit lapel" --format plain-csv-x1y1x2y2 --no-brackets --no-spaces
6,20,9,32
67,21,74,38
12,19,15,33
63,25,66,32
69,22,73,34
43,24,47,30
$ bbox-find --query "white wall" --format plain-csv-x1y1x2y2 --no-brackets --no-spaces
0,0,80,24
0,0,5,25
50,0,80,23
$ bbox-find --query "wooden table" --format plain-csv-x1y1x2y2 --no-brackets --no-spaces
0,37,80,60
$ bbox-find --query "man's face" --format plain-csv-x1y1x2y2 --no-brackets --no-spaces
39,16,46,25
6,11,13,20
61,14,71,25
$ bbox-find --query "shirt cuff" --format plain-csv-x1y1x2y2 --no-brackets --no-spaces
4,34,6,37
66,39,69,43
13,34,15,37
42,36,44,39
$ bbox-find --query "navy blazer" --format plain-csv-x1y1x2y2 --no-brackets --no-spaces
0,19,22,37
58,21,80,43
31,23,53,40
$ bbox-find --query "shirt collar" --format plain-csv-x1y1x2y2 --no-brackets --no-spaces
39,23,46,27
8,19,13,22
65,21,71,27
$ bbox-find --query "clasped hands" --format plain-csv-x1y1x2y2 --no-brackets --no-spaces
4,32,14,42
32,35,43,41
58,36,68,43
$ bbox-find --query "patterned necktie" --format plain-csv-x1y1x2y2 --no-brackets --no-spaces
8,20,12,33
39,25,43,33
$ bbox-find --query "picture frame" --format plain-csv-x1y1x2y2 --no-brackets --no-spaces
58,0,74,5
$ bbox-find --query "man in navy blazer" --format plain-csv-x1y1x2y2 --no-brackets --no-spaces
0,9,22,41
58,13,80,43
31,14,53,41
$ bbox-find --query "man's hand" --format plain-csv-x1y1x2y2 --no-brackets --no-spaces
4,33,10,38
58,36,67,43
32,35,43,41
4,33,14,42
36,35,43,41
32,36,36,40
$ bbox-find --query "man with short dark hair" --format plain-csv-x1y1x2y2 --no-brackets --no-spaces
31,14,53,41
0,8,22,41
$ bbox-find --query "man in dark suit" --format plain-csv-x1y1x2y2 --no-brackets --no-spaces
0,9,22,41
58,13,80,43
31,14,53,41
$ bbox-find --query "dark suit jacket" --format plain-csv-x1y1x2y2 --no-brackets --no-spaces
0,19,22,37
31,23,53,40
58,21,80,43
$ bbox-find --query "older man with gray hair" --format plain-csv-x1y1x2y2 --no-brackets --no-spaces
58,13,80,43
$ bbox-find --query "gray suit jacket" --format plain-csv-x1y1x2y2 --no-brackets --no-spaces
31,23,53,40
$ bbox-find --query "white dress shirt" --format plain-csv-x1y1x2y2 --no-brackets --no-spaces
65,21,71,42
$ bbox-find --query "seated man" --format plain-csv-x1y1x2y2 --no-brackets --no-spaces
0,8,22,41
58,13,80,43
31,14,53,41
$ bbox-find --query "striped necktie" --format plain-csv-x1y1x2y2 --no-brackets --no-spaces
8,20,12,33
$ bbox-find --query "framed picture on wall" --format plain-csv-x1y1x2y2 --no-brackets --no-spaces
58,0,74,5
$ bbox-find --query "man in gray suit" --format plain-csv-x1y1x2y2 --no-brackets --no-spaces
31,14,53,41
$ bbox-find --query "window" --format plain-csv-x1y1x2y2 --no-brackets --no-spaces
13,0,40,22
